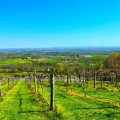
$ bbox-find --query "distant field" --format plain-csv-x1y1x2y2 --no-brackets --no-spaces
91,55,108,59
0,55,108,65
33,58,57,62
0,58,32,65
0,55,108,66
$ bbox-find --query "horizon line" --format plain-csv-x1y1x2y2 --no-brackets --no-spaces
0,46,120,49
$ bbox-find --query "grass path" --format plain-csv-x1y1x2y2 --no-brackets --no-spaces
0,81,61,120
57,87,120,108
55,82,120,107
0,80,18,97
35,83,120,120
2,80,120,120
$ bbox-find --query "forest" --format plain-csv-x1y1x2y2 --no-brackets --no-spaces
0,48,120,120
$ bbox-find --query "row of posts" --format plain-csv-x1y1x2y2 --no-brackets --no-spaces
34,68,54,110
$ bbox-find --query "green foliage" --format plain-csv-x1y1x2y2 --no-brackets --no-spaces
0,58,32,65
104,52,120,69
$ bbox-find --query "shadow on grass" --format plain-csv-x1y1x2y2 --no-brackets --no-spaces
0,97,3,102
105,112,120,117
18,109,64,120
18,93,34,95
75,106,119,109
18,109,49,113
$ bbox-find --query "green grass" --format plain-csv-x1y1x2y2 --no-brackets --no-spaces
40,59,57,62
1,80,17,96
0,81,62,120
33,58,57,62
68,81,120,102
0,58,32,65
91,55,108,59
1,79,120,120
55,81,120,103
30,81,120,120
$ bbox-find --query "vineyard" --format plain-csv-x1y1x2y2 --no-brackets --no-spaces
0,0,120,119
0,51,120,120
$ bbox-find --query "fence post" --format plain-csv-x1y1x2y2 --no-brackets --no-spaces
34,68,37,93
94,71,96,88
0,79,2,97
50,74,54,110
8,77,10,89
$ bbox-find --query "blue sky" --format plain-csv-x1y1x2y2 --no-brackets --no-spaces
0,0,120,48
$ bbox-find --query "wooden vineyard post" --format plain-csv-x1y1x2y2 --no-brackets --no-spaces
78,74,81,86
30,78,32,88
66,73,69,91
115,71,118,87
41,79,43,101
0,79,2,97
94,71,96,88
50,74,54,110
12,77,14,87
69,74,72,92
100,74,103,88
8,77,10,90
34,68,37,93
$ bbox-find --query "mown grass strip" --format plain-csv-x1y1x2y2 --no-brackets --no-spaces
30,81,120,120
